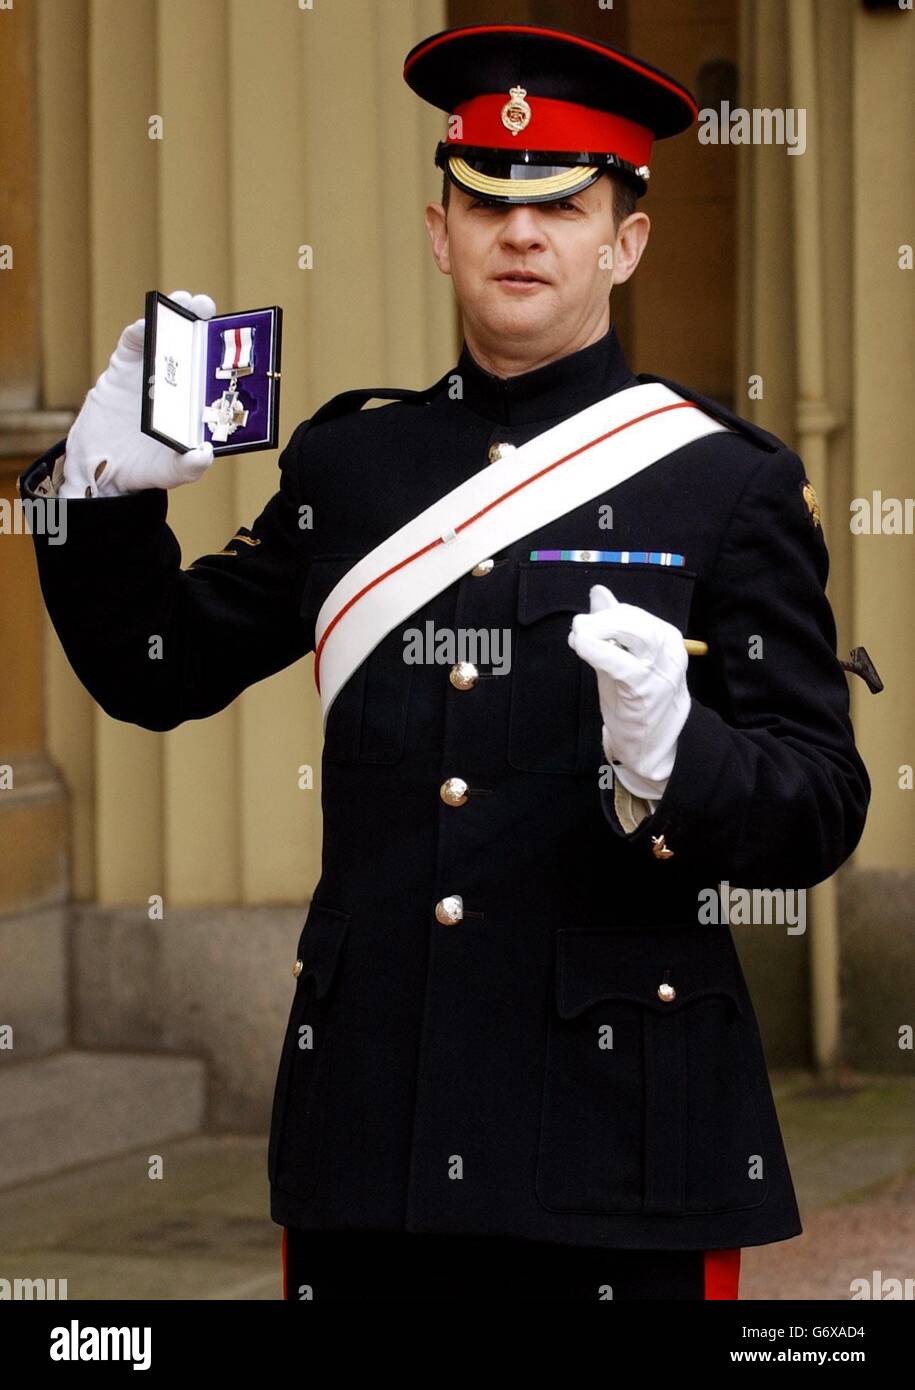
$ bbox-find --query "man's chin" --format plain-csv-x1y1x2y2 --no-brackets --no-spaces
475,291,556,342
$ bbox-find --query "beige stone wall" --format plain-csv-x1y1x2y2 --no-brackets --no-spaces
737,0,914,874
850,0,915,873
730,0,914,1069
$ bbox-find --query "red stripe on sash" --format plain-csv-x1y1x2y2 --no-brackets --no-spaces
313,399,701,693
704,1247,741,1299
281,1226,288,1300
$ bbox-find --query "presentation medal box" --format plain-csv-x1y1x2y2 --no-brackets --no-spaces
141,290,282,455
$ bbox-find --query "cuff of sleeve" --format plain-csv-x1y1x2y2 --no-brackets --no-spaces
18,440,68,500
612,779,657,834
18,446,169,559
600,697,731,859
613,760,670,803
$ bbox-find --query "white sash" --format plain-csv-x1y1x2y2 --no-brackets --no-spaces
314,381,730,725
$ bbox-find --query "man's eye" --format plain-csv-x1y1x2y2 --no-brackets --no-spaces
467,197,579,211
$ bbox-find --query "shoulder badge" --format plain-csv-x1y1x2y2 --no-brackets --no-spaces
801,479,821,528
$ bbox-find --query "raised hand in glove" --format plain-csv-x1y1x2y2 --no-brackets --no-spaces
60,289,217,499
567,582,691,802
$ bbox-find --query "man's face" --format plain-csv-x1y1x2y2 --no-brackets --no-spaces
425,175,648,363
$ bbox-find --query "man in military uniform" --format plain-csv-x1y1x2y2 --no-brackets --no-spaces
19,24,870,1302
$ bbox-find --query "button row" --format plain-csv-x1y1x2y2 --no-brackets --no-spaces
433,486,672,938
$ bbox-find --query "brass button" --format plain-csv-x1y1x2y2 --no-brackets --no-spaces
435,895,464,926
292,959,303,978
488,442,515,464
449,661,479,690
651,834,674,860
657,982,676,1003
440,777,469,806
471,558,495,577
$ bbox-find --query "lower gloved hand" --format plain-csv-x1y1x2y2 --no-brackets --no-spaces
60,289,217,499
567,582,691,802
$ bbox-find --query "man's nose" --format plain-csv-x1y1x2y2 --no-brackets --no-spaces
498,205,548,247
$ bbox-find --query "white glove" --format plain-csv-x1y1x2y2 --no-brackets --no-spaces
60,289,217,499
568,583,691,802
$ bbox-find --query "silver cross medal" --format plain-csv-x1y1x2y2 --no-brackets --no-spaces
202,372,249,442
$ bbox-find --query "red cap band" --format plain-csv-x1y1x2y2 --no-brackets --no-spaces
448,93,654,166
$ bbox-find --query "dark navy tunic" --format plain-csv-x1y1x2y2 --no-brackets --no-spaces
19,324,869,1252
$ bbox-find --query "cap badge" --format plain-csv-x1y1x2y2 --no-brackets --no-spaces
500,86,532,136
802,479,822,528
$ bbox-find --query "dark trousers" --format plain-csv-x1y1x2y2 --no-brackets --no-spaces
282,1227,741,1301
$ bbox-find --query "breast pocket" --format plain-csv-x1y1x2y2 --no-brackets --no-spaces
301,556,413,765
535,925,769,1217
267,900,350,1202
507,560,697,775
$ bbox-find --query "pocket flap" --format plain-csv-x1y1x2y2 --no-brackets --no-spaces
518,559,696,630
294,901,351,998
556,925,743,1019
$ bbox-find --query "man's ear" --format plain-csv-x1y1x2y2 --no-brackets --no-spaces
425,202,452,277
610,211,650,287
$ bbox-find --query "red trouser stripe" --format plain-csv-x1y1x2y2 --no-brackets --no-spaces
704,1247,741,1299
282,1226,288,1300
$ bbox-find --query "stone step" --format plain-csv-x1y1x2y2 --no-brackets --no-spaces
0,1050,206,1190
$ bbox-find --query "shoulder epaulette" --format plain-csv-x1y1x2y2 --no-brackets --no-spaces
636,373,785,454
303,376,450,434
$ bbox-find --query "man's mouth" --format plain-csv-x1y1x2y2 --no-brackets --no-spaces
494,270,549,284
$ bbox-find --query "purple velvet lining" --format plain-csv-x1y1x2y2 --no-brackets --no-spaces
204,310,276,448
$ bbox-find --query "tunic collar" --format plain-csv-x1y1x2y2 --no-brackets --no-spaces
453,321,637,426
